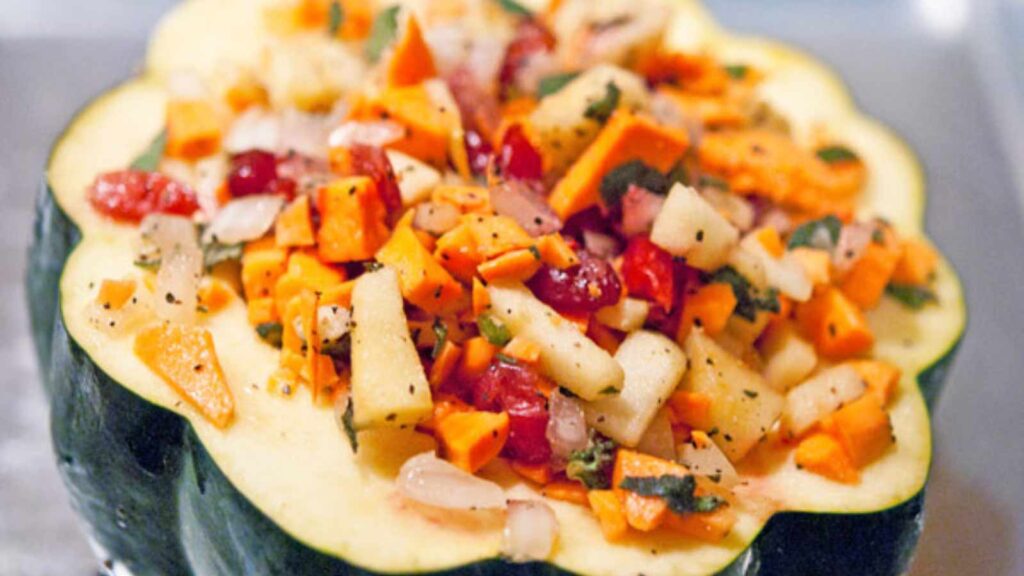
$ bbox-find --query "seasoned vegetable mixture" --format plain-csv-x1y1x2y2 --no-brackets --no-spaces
83,0,941,558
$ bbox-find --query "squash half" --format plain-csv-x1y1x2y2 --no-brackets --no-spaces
27,0,966,574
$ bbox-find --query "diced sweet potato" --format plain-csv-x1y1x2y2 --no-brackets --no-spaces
613,449,692,532
850,359,901,405
588,490,630,541
823,394,894,467
97,279,137,311
796,287,874,359
456,336,497,380
477,248,543,283
387,14,436,87
242,239,289,301
436,411,509,473
376,225,464,314
677,283,737,340
165,100,222,160
275,195,316,248
348,85,449,167
541,481,590,506
839,242,900,310
317,177,390,263
892,237,939,286
795,432,860,484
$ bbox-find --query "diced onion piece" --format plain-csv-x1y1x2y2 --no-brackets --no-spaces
328,120,405,149
761,324,817,392
388,150,441,207
620,185,665,238
783,365,866,437
193,155,229,221
635,407,676,460
582,230,619,259
397,452,506,511
413,202,461,237
546,390,589,459
202,195,284,245
595,297,650,332
702,187,755,232
224,108,280,154
833,223,873,273
155,247,202,325
490,181,562,237
140,213,198,256
278,106,345,161
504,500,558,563
680,438,739,488
317,305,353,343
651,184,739,271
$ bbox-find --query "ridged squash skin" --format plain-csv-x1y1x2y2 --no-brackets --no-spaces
26,0,965,574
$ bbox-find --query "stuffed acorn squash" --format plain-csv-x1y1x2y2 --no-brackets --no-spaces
28,0,966,575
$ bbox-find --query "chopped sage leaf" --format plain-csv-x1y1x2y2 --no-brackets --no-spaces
698,174,729,190
494,352,518,365
342,399,359,453
600,160,671,207
495,0,532,17
431,318,448,359
886,284,937,310
619,474,726,514
706,266,780,321
584,82,621,124
130,130,167,172
477,314,512,346
537,71,580,98
256,322,284,348
816,145,859,164
365,5,401,63
724,64,749,80
566,432,616,489
787,215,842,250
327,0,345,36
202,242,243,270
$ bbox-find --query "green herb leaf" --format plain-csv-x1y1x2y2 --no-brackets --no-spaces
706,266,780,321
599,385,620,395
665,161,690,188
787,215,842,250
566,432,617,489
537,71,580,98
557,386,579,399
256,322,284,348
816,145,859,164
886,284,937,310
584,82,621,124
724,65,749,80
365,5,401,63
342,399,359,453
134,256,161,271
477,314,512,346
363,261,385,273
431,318,448,359
494,352,518,365
202,242,243,270
494,0,532,17
328,0,345,36
321,333,352,358
618,474,725,514
600,160,671,207
697,174,729,191
130,130,167,172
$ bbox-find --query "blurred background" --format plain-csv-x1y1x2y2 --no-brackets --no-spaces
1,0,1022,574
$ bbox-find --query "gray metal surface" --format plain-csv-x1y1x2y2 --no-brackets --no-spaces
0,1,1021,575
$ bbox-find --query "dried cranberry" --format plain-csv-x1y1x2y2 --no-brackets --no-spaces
228,150,278,197
622,236,676,311
496,124,543,182
88,170,199,223
464,130,493,177
446,66,502,140
527,251,622,314
342,145,402,213
499,19,556,98
471,362,551,464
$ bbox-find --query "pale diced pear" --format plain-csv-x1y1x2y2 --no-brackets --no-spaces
651,184,739,271
595,297,650,332
761,323,818,392
387,149,441,207
782,365,866,438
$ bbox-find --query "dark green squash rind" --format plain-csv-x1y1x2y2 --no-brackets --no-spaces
27,114,963,576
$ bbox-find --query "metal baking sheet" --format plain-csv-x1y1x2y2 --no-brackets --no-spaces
1,1,1021,574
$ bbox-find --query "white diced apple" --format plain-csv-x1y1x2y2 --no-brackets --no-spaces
683,330,784,463
387,149,441,207
595,297,650,332
760,323,817,392
634,407,677,460
487,283,623,400
782,365,866,437
651,184,739,271
679,437,739,489
350,267,432,429
586,331,687,446
739,230,812,302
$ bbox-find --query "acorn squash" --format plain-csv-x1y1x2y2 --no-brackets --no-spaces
27,0,966,574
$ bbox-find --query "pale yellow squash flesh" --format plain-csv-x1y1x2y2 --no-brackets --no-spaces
48,0,966,574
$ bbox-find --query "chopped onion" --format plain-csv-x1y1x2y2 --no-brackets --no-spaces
833,223,873,273
620,185,665,237
504,500,558,563
202,195,285,245
278,105,346,161
423,25,468,76
141,214,203,326
397,452,506,511
194,155,229,221
490,181,562,237
413,202,461,237
635,408,676,461
224,108,281,154
680,439,739,488
328,120,404,149
546,390,588,459
317,305,353,343
276,153,332,197
756,207,793,236
582,230,620,259
140,214,198,256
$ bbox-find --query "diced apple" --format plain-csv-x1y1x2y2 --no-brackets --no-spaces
739,231,812,302
634,407,677,460
761,323,818,392
782,364,866,438
586,331,687,446
651,184,739,271
679,435,739,488
350,267,432,429
595,297,650,332
487,282,623,400
387,149,441,207
683,330,784,462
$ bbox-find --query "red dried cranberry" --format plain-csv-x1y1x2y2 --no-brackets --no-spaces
622,236,676,311
464,130,493,177
497,124,543,182
471,362,551,464
88,170,199,223
527,251,622,314
343,145,402,213
228,150,278,197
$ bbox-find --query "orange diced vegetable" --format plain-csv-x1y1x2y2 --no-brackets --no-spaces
420,395,472,433
661,505,737,542
477,248,542,282
317,177,390,263
541,480,590,506
587,490,630,542
678,283,737,340
796,287,874,359
587,320,621,355
502,335,542,365
457,336,497,380
97,279,137,311
755,227,785,258
436,411,510,473
348,85,449,167
224,75,268,113
267,367,301,398
824,394,894,467
387,14,436,87
434,223,482,282
667,391,713,431
511,461,553,485
790,247,832,285
795,432,860,484
548,111,690,220
613,450,692,532
472,277,491,315
839,242,900,310
892,237,939,286
656,87,746,129
431,185,492,214
134,324,234,428
247,297,278,326
282,291,319,398
165,100,222,160
274,252,345,317
241,239,289,301
376,225,465,313
850,359,901,405
198,278,234,315
275,196,316,248
467,215,534,258
428,341,463,389
537,234,580,269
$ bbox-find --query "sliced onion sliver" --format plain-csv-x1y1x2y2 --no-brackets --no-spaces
582,230,620,259
225,108,281,154
504,500,559,563
202,195,285,245
328,120,405,149
490,181,562,237
546,390,588,459
141,214,202,325
397,452,506,511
